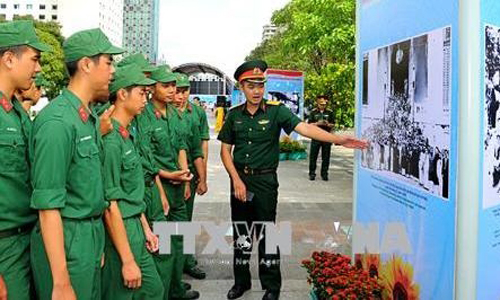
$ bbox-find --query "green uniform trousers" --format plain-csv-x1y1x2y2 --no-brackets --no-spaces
162,182,188,299
183,173,198,271
144,184,174,300
0,231,33,300
31,217,105,300
231,172,282,292
308,140,332,178
102,216,164,300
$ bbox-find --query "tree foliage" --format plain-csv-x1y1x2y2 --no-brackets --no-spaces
6,15,66,99
246,0,356,128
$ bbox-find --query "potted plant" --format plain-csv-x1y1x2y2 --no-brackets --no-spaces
289,140,307,160
279,136,293,160
302,251,383,300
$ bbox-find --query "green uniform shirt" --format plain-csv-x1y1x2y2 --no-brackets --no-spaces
131,113,159,184
0,94,34,230
307,108,335,132
217,100,302,170
102,119,146,218
177,104,203,169
30,89,107,219
192,103,210,141
139,102,187,172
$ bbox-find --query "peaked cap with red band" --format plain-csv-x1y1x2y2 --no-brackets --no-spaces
234,60,268,83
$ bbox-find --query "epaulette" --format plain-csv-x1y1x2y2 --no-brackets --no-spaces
230,103,245,111
266,101,281,106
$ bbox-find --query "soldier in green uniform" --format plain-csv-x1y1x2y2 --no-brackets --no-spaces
218,60,368,300
136,65,200,300
172,73,208,279
0,20,50,300
101,64,165,299
30,28,123,300
307,95,335,181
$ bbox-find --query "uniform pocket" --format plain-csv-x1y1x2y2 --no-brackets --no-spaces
76,140,99,158
0,134,27,173
123,151,139,170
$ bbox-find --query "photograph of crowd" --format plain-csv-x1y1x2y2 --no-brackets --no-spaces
483,25,500,209
360,26,452,200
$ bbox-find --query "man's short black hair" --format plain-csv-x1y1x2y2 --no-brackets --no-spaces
65,54,106,78
0,45,29,58
109,86,135,104
193,96,200,101
316,95,329,101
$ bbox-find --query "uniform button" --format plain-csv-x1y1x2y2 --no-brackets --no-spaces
249,128,253,132
246,154,250,157
248,141,252,144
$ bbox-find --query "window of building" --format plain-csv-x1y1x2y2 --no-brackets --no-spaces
52,15,57,20
52,4,57,10
26,4,32,9
39,14,45,20
39,4,45,9
0,4,6,9
14,4,19,9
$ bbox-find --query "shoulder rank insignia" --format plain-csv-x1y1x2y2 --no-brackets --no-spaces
78,106,89,123
0,95,12,113
119,126,130,139
266,101,281,106
155,110,162,120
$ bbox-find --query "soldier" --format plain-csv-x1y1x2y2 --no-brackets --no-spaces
307,95,335,181
172,73,208,279
0,19,50,300
30,28,123,300
218,60,368,300
16,73,47,113
137,65,200,300
101,64,165,299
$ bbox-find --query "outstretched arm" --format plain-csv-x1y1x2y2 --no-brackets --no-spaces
294,122,368,149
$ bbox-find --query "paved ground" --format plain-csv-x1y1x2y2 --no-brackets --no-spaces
184,116,355,299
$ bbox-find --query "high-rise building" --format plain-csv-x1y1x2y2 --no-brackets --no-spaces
122,0,159,64
0,0,124,47
59,0,123,47
0,0,59,22
262,24,278,42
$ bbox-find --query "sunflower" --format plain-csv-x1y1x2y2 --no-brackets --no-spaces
354,253,381,278
380,255,420,300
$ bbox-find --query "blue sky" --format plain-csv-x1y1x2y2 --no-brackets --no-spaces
158,0,290,77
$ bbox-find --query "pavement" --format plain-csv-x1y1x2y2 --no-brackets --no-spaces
183,116,355,300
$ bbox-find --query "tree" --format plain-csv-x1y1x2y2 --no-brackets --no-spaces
246,0,356,128
10,15,66,99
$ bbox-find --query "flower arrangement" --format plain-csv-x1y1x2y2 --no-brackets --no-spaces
302,251,383,300
279,136,307,160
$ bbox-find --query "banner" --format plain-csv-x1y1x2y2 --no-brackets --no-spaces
478,1,500,298
355,0,458,299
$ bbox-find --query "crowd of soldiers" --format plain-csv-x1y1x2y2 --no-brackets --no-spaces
0,19,368,300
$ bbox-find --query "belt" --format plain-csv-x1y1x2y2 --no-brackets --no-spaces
0,223,34,239
237,166,276,176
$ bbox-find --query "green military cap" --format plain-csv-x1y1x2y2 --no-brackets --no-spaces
234,60,268,83
175,73,190,88
117,53,156,72
34,73,48,88
109,64,156,94
150,65,176,83
63,28,124,63
0,20,51,52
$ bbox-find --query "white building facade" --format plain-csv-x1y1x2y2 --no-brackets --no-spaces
0,0,124,47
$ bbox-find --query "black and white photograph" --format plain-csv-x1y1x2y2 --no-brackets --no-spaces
483,25,500,209
360,26,452,200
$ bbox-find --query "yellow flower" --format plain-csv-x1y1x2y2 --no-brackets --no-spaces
380,255,420,300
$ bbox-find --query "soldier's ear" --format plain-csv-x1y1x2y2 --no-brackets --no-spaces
117,88,128,103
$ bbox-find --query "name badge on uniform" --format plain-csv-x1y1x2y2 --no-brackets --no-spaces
125,150,132,155
235,121,242,124
258,120,270,125
80,135,92,142
6,127,17,132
